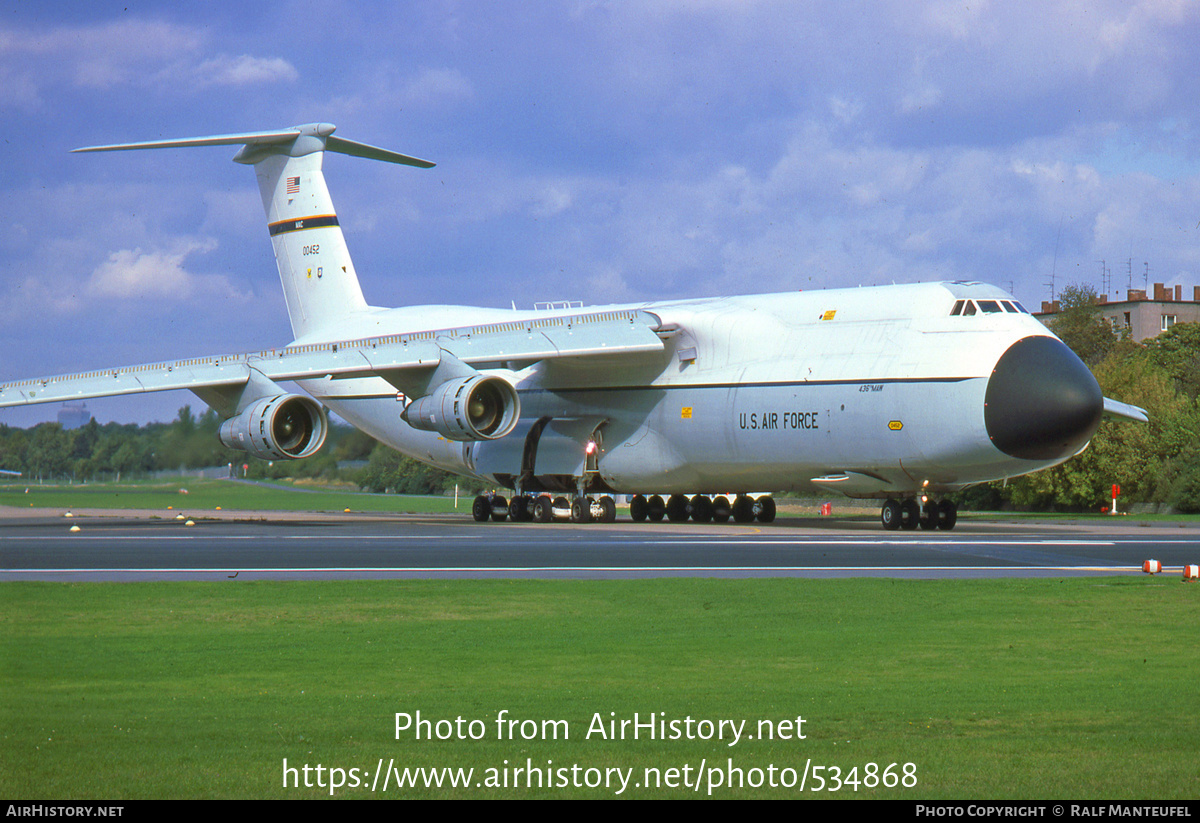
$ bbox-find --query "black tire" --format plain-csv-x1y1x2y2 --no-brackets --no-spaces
919,500,938,530
599,496,617,523
472,495,491,522
732,495,755,523
571,496,592,524
629,494,648,522
490,495,508,522
534,496,553,523
880,498,901,531
754,496,776,523
690,494,713,523
937,499,958,531
666,494,689,522
509,496,529,522
647,495,665,522
712,495,732,523
900,499,919,530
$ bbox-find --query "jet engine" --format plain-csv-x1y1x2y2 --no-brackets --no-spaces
401,374,520,441
218,394,328,460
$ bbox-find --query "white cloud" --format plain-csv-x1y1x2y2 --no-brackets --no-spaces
190,54,299,88
85,238,251,305
0,18,294,107
399,67,473,106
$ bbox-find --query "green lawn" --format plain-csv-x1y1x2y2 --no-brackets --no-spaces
0,478,467,514
1,578,1196,799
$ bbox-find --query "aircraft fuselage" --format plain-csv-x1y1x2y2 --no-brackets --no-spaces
306,280,1099,500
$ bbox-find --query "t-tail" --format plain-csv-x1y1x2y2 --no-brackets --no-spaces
74,123,434,340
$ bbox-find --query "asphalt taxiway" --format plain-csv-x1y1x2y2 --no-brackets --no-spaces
2,507,1197,580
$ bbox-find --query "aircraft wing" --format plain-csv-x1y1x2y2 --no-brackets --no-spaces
0,309,664,409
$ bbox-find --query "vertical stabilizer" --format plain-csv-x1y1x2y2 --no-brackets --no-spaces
250,148,366,338
74,123,434,340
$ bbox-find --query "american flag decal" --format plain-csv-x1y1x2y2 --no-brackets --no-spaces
286,177,300,194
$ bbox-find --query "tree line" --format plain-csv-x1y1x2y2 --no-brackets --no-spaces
0,405,476,496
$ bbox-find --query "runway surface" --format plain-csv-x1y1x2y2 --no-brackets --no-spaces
2,508,1198,580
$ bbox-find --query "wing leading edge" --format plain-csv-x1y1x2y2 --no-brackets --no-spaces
0,309,664,411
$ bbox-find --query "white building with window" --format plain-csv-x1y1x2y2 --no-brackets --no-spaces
1036,283,1200,342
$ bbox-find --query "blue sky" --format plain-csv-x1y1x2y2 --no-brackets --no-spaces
2,1,1199,426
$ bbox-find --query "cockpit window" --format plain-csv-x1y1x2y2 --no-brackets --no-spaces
950,300,965,316
1001,301,1018,312
977,300,1002,313
1012,301,1030,313
962,301,977,316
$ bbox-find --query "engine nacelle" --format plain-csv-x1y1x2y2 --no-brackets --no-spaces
401,374,520,441
218,394,328,460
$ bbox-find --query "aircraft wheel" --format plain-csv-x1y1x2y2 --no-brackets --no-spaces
880,498,901,531
534,496,553,523
599,495,617,523
508,496,528,523
900,499,920,530
712,495,731,522
732,495,755,523
919,500,938,531
647,495,666,522
690,494,713,523
937,500,958,531
629,494,648,522
754,496,776,523
489,495,509,522
472,495,492,522
666,494,689,522
571,496,592,524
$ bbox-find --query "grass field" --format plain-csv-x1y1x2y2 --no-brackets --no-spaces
1,577,1197,799
0,478,468,515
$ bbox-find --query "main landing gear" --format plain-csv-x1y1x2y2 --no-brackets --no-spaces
471,493,778,524
629,494,776,524
472,493,619,524
879,497,957,531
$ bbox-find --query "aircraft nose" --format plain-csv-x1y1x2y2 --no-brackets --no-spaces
984,336,1103,461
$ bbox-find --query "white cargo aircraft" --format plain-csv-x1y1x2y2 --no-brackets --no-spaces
0,124,1148,529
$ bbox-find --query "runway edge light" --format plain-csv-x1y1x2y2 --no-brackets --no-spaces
1143,560,1161,574
1184,565,1199,582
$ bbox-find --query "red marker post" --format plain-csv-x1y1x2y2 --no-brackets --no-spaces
1111,484,1121,516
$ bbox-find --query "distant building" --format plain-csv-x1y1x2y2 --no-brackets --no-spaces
57,402,92,430
1036,282,1200,342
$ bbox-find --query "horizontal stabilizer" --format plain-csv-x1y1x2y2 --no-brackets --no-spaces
72,127,323,153
326,135,435,168
73,123,434,167
1102,397,1149,423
